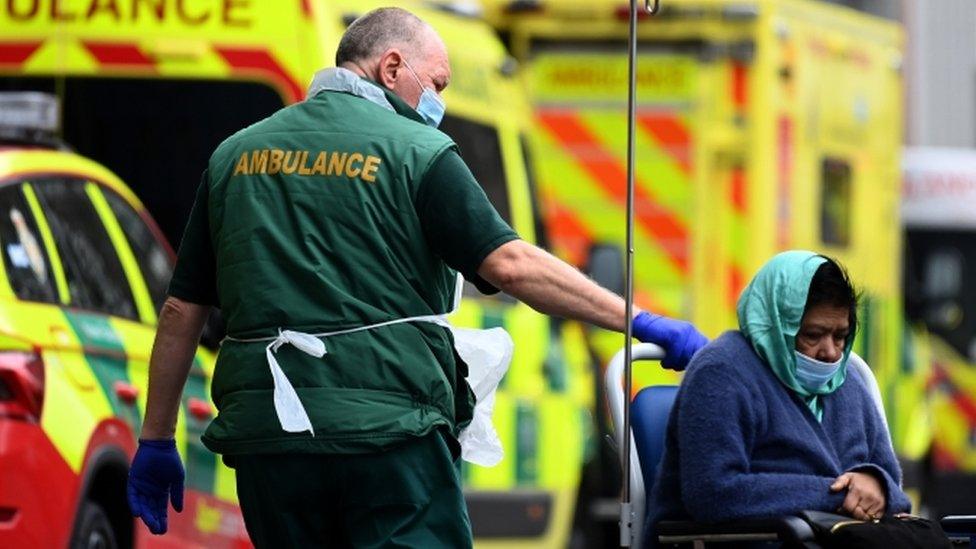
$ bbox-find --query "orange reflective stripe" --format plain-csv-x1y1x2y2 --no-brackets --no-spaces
731,61,748,108
0,41,42,65
727,166,748,310
537,111,689,274
932,441,959,471
634,289,677,319
215,46,304,103
933,363,976,427
730,166,746,214
727,266,745,312
544,193,593,267
728,65,749,317
82,41,155,70
637,114,691,175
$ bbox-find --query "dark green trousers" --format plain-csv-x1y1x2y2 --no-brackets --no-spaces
232,432,472,548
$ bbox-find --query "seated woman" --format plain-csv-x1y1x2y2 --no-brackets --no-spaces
648,251,911,533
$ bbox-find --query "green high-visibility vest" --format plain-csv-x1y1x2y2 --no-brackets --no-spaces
201,84,474,455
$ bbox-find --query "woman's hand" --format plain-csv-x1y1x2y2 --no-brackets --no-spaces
830,471,886,520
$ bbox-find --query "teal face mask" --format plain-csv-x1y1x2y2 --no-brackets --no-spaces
793,350,843,392
404,59,446,128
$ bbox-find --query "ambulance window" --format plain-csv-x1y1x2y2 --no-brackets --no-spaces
922,248,963,300
820,158,852,246
31,179,138,320
0,184,58,303
907,229,976,360
438,114,512,224
102,188,173,313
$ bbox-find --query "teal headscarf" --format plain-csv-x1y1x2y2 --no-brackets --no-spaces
736,250,851,421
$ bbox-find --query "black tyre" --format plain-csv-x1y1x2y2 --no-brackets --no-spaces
70,500,118,549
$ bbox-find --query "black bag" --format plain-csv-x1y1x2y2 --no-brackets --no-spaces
799,510,952,549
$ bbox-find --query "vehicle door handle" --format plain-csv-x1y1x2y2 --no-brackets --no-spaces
114,381,139,404
187,397,214,421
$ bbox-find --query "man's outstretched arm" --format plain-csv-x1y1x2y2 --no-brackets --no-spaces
478,239,629,331
478,239,707,369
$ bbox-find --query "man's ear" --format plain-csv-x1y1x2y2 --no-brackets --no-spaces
376,49,404,89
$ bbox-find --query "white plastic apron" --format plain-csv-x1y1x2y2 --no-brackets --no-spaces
223,275,513,467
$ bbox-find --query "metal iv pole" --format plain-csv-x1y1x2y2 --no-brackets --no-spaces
620,0,660,546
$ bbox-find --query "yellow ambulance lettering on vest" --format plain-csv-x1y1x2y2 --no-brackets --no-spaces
233,149,381,182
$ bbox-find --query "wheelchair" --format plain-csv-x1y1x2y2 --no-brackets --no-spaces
606,343,976,548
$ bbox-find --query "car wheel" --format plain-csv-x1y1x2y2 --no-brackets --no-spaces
70,500,118,549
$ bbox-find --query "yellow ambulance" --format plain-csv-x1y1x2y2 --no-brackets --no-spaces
0,92,247,547
0,2,591,547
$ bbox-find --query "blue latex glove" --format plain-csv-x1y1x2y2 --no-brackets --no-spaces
632,311,708,370
127,439,184,535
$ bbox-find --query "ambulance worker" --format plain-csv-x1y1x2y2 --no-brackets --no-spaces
127,7,707,547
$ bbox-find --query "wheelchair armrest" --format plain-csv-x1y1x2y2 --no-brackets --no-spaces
941,515,976,535
656,516,815,544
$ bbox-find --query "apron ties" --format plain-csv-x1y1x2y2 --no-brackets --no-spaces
264,330,326,435
229,314,452,436
222,275,512,466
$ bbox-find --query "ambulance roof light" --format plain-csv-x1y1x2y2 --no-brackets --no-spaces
0,92,61,148
505,0,543,14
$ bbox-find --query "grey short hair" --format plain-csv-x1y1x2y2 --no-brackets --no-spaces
335,7,428,66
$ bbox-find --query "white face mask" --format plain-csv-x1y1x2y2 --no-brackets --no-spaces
402,59,446,127
794,350,843,392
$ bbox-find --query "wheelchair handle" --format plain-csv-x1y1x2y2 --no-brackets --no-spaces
606,343,665,465
606,343,665,548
